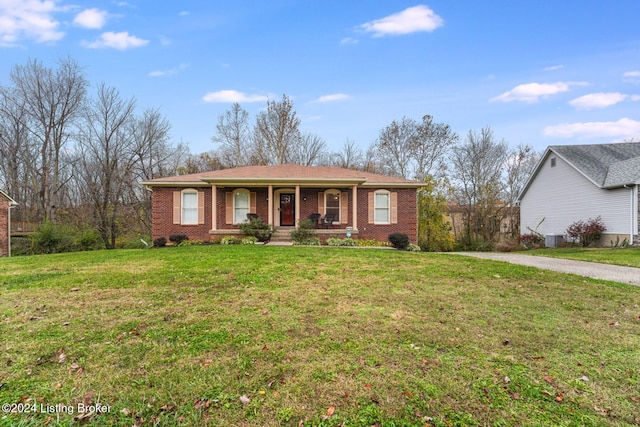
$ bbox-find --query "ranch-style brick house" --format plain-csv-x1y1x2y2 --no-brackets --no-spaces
0,190,17,257
518,142,640,246
143,164,423,243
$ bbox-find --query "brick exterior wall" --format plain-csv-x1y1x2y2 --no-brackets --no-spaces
0,197,9,257
151,186,418,244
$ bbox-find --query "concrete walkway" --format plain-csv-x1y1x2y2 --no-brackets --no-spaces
452,252,640,287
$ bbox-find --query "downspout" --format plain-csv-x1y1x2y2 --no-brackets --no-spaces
624,184,636,245
8,202,16,257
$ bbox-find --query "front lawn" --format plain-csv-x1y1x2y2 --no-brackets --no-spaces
1,246,639,426
528,247,640,268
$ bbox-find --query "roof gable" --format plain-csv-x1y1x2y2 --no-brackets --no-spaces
518,142,640,201
551,142,640,187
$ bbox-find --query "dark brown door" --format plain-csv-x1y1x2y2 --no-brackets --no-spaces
280,194,295,226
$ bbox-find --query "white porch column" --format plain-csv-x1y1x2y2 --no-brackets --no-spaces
295,185,301,227
211,185,217,230
268,185,274,226
352,185,358,230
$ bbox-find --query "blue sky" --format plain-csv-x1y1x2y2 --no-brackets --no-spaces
1,0,640,155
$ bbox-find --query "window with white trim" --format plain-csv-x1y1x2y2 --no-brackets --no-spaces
374,190,390,224
234,189,250,224
325,189,341,222
182,190,198,225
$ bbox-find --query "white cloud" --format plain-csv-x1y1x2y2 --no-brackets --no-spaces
569,92,640,110
149,63,188,77
83,31,149,49
360,5,444,37
179,11,189,16
490,81,588,103
340,37,358,46
624,70,640,83
73,8,108,29
543,65,564,71
544,118,640,139
0,0,64,46
313,93,350,103
203,90,268,103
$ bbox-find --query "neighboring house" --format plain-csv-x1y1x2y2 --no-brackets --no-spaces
142,164,423,243
446,202,519,242
0,190,18,257
518,142,640,246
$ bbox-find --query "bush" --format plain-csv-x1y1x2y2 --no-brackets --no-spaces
290,219,315,244
239,218,275,242
169,234,189,245
356,239,391,247
29,222,77,254
566,216,606,247
220,236,241,245
179,239,204,246
496,239,521,252
517,233,544,250
153,237,167,247
326,237,342,246
241,236,258,245
388,233,410,250
293,237,321,246
75,228,103,251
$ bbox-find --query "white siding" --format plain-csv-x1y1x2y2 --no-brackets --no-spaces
521,154,632,237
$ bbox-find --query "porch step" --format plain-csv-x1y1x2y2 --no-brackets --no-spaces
270,228,294,242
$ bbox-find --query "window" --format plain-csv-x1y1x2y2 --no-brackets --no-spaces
550,158,556,167
234,190,249,224
374,190,390,224
182,190,198,224
325,190,341,222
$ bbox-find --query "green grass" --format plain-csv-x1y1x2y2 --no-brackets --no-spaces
1,246,639,426
528,247,640,268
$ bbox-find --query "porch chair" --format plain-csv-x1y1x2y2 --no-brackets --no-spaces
321,213,335,227
307,213,321,227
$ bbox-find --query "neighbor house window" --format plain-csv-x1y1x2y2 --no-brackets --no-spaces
325,189,341,222
182,190,198,225
234,189,250,224
374,190,390,224
550,158,556,167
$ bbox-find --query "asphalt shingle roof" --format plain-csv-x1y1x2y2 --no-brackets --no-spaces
551,142,640,188
143,164,422,187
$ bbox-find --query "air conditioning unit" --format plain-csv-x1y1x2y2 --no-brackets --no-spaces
545,234,563,248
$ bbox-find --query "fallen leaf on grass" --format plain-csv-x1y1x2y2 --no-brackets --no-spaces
555,392,564,402
543,376,554,384
194,399,210,410
240,395,251,405
608,321,620,327
511,392,520,400
577,375,589,382
326,405,335,417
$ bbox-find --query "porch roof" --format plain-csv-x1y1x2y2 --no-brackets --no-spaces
143,164,423,188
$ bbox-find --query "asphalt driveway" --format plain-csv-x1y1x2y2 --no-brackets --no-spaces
452,252,640,287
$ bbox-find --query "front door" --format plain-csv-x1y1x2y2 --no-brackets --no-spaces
280,194,295,226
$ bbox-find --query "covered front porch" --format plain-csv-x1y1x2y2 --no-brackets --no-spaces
206,178,365,239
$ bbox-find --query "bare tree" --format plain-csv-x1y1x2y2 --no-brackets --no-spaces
503,144,540,236
0,85,39,221
74,83,136,248
8,57,88,222
449,126,509,247
289,132,327,166
332,139,364,169
253,94,301,164
212,103,252,167
373,115,458,180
